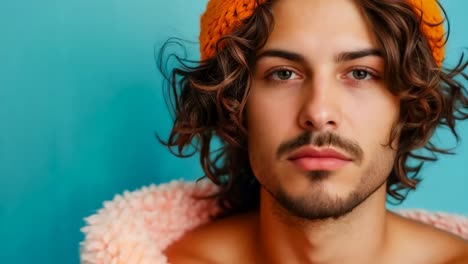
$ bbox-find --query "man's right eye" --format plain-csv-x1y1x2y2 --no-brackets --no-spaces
269,69,301,81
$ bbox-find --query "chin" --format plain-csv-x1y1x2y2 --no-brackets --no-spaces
272,186,364,220
264,172,381,221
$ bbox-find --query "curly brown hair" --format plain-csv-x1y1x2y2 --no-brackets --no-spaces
158,0,468,216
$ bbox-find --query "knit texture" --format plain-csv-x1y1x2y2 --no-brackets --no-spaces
407,0,446,66
199,0,267,60
80,180,468,264
199,0,445,66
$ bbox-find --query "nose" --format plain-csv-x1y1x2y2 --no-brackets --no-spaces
298,76,342,131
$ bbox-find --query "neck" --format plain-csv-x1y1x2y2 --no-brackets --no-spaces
256,184,390,264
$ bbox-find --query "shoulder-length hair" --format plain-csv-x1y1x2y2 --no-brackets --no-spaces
159,0,468,217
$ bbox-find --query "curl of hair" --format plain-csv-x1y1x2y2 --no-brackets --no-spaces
158,0,468,216
358,0,468,202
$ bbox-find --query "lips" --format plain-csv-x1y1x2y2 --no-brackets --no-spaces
287,147,352,171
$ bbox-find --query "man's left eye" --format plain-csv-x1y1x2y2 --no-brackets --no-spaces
349,69,372,80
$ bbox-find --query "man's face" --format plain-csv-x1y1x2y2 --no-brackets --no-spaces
246,0,400,220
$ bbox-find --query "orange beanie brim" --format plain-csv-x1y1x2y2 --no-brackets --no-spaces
199,0,445,66
407,0,446,66
199,0,268,60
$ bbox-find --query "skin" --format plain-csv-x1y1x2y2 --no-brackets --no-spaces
165,0,468,263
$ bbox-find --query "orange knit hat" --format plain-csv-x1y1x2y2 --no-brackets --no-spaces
199,0,446,66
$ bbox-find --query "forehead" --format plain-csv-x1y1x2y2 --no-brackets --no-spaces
264,0,377,54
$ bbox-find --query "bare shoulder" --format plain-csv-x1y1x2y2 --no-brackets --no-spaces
446,249,468,264
164,245,210,264
388,211,468,264
163,211,258,264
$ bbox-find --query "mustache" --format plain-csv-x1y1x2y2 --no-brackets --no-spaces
276,131,364,165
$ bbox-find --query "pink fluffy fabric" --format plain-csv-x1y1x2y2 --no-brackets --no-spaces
80,180,468,264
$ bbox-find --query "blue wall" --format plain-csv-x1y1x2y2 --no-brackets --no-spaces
0,0,466,263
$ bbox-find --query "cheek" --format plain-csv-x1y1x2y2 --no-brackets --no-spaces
360,107,399,171
246,93,295,166
246,83,300,134
342,91,399,167
350,92,399,141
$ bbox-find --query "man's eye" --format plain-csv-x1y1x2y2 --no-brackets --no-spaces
350,69,372,80
270,69,299,81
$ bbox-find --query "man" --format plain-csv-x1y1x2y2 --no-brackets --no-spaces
161,0,468,263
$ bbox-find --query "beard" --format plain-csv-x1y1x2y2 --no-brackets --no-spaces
255,132,396,221
264,169,389,221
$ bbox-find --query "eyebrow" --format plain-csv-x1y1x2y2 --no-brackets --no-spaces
256,49,307,64
255,48,383,64
335,48,383,62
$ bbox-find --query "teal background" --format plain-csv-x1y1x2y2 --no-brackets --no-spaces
0,0,466,263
